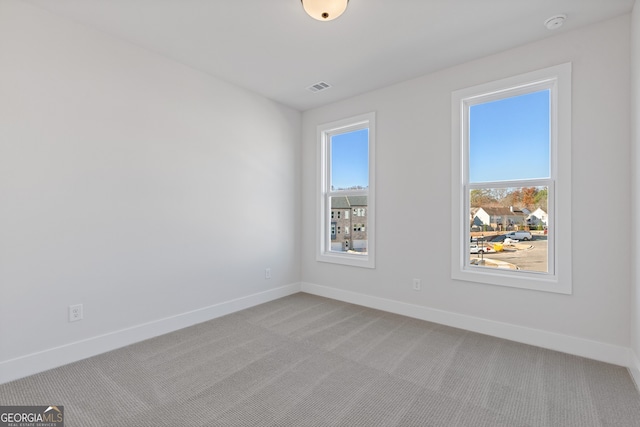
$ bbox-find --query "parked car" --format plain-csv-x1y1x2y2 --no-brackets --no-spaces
505,231,532,241
470,244,495,254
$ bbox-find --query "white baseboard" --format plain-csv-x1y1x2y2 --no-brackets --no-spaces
3,282,634,386
0,283,301,385
300,282,631,368
630,351,640,392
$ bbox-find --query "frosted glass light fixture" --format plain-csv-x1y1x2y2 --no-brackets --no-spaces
301,0,349,21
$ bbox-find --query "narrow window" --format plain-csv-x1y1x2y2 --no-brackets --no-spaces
317,113,375,268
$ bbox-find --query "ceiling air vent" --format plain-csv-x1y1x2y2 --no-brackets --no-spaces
307,81,331,93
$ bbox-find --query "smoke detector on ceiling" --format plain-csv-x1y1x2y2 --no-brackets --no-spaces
544,14,566,30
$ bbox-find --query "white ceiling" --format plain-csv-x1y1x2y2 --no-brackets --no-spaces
25,0,634,111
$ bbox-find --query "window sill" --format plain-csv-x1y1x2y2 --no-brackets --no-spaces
317,251,375,269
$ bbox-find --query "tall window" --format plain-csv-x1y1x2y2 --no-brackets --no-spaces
317,112,375,268
451,64,572,293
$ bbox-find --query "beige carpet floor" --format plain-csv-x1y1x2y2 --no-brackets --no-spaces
1,293,639,426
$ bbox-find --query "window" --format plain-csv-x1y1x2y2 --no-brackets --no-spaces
451,64,572,293
317,112,375,268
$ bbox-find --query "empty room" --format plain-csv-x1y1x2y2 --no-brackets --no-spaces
1,0,640,425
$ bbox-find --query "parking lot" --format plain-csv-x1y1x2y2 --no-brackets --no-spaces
471,235,548,272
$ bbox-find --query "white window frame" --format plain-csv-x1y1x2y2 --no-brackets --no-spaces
451,63,572,294
317,112,375,268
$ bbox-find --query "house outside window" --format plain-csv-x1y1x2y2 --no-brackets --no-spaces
317,112,375,268
451,64,572,294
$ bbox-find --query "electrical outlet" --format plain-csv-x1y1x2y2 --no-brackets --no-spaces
69,304,83,322
412,278,421,291
265,268,271,279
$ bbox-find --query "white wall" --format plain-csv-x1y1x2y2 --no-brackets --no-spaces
0,0,301,382
631,2,640,385
302,15,632,365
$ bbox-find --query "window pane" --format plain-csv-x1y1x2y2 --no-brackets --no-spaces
469,186,548,273
329,196,367,255
469,90,550,183
330,129,369,190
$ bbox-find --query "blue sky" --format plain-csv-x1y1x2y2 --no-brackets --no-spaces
328,90,548,188
469,89,550,183
331,128,369,190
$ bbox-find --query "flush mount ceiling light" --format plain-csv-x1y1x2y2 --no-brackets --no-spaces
301,0,349,21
